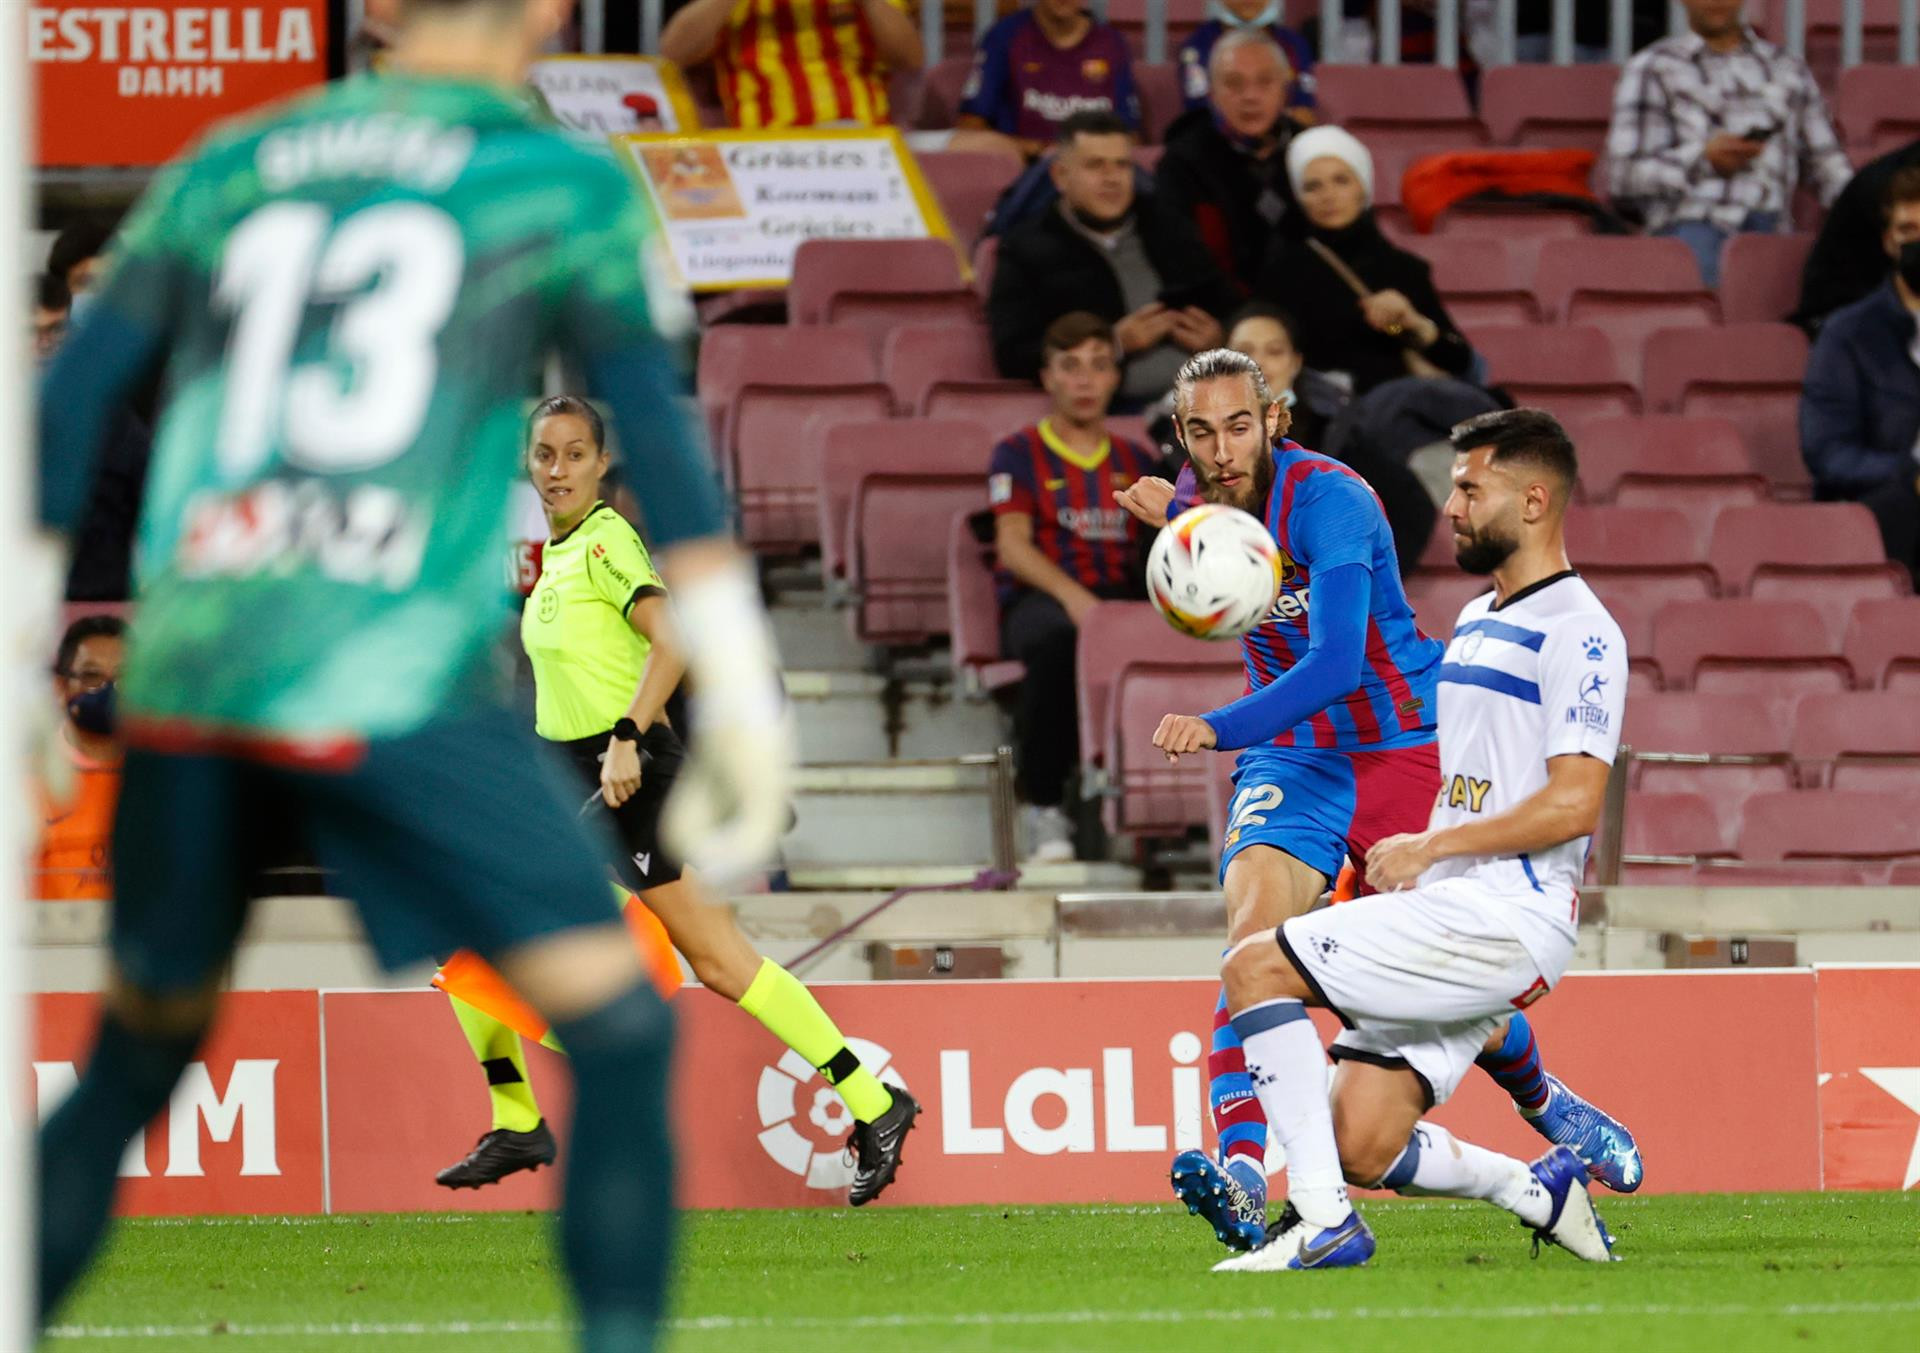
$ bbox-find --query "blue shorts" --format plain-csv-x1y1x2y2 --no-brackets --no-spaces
1219,741,1441,886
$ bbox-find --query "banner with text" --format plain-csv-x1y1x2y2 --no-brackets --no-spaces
530,56,701,138
31,1,330,167
615,128,953,291
28,968,1918,1215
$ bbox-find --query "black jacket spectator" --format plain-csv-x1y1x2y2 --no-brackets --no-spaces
1793,138,1920,336
1156,105,1299,293
988,192,1239,385
1256,219,1472,397
1800,283,1920,499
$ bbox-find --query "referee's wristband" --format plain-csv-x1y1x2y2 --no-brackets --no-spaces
611,717,643,745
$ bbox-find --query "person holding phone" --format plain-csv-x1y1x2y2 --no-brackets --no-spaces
1604,0,1849,287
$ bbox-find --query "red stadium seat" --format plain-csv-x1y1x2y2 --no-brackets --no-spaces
1134,61,1183,145
788,237,967,327
815,417,994,584
1622,693,1797,841
848,457,990,644
1718,234,1816,325
1405,236,1543,327
882,322,1000,411
1707,501,1899,595
1076,602,1225,777
1567,415,1766,527
948,511,1025,695
1790,691,1920,790
1472,325,1641,423
1315,66,1489,160
1535,238,1719,384
923,385,1053,435
1407,572,1492,641
1105,662,1246,836
1431,202,1594,241
1641,324,1811,492
1652,599,1853,720
1621,790,1738,861
918,151,1022,248
972,235,998,300
1842,597,1920,689
911,54,975,130
1737,788,1920,867
1478,63,1618,152
1833,52,1920,156
1564,505,1717,668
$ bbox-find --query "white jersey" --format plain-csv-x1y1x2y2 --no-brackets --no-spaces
1421,571,1627,968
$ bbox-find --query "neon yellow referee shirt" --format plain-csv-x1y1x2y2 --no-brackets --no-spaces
521,502,666,742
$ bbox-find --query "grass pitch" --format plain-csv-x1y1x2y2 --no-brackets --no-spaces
47,1192,1920,1352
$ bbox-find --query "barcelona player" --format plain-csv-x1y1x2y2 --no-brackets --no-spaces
1117,350,1640,1252
31,0,792,1345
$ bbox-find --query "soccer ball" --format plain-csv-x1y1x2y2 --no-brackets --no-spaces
1146,503,1284,640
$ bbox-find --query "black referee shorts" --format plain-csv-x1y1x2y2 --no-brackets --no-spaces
557,723,687,891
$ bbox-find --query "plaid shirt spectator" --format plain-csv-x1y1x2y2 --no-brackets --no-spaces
1605,23,1851,235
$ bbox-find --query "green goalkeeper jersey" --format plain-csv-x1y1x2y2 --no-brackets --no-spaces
81,72,699,740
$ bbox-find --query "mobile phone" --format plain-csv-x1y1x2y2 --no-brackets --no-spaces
1158,285,1207,310
1741,124,1779,143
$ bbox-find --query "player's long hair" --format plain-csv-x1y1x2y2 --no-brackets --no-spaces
1172,348,1274,418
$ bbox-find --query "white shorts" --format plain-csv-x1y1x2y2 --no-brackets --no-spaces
1277,877,1569,1107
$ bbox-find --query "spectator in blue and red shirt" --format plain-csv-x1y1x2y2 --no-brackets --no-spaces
989,311,1159,862
958,0,1140,160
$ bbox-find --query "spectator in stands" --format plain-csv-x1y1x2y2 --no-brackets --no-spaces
957,0,1139,159
1158,30,1303,294
47,215,118,296
1255,126,1473,397
1794,138,1920,336
1604,0,1849,288
659,0,922,129
35,615,125,901
1177,0,1314,119
989,112,1237,409
33,274,68,362
990,312,1158,862
1224,301,1346,451
1799,167,1920,589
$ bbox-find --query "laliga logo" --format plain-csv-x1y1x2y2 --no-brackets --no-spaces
755,1038,906,1190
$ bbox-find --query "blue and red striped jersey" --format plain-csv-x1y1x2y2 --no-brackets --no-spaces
1239,441,1443,750
989,420,1157,605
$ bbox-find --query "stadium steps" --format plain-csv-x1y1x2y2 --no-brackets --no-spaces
787,669,1005,764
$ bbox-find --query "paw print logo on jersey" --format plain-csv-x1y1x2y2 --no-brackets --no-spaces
754,1039,908,1190
1583,635,1607,661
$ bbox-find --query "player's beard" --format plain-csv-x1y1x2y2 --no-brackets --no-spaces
1193,444,1275,514
1454,514,1520,575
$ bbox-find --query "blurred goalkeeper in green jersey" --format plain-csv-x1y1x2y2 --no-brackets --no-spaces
32,0,794,1346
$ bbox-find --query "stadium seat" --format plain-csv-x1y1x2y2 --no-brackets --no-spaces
1314,66,1489,159
1622,693,1797,840
847,452,991,644
1104,661,1246,836
947,511,1025,695
1775,0,1905,95
1790,691,1920,790
1707,501,1900,596
923,385,1053,436
972,235,998,300
1134,61,1183,145
1718,234,1816,325
1652,599,1853,718
1076,602,1225,780
1430,202,1594,241
815,417,994,585
882,322,1000,412
1736,788,1920,869
1106,0,1208,57
1834,64,1920,158
1405,236,1543,327
1471,325,1641,422
1842,597,1920,689
1567,415,1766,527
1564,505,1710,571
1413,513,1459,574
1621,789,1738,861
787,238,974,340
1478,63,1618,152
918,151,1021,248
1641,324,1811,492
1406,572,1491,641
1535,238,1720,384
911,54,975,130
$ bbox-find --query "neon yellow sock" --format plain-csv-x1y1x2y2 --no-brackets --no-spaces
737,958,893,1123
447,994,543,1133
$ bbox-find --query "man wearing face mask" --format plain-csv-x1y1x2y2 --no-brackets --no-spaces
36,616,126,902
1800,167,1920,589
1176,0,1314,118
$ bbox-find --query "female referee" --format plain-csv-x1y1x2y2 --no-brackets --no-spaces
436,396,918,1205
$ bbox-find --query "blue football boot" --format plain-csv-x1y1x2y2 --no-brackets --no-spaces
1170,1150,1267,1251
1527,1144,1618,1262
1211,1201,1376,1272
1524,1073,1644,1193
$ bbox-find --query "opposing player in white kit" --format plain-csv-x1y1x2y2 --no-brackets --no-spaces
1212,408,1624,1272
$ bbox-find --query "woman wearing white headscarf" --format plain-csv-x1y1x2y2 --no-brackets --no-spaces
1254,126,1474,397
